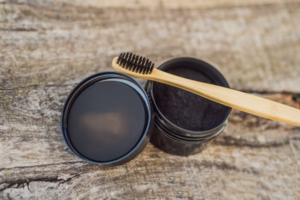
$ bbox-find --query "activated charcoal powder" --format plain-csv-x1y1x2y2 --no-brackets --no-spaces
153,66,230,131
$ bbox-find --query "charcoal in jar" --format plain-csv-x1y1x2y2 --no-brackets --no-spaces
153,67,229,131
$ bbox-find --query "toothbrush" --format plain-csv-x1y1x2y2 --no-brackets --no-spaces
112,52,300,127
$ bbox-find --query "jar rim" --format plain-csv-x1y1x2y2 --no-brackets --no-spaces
147,57,232,138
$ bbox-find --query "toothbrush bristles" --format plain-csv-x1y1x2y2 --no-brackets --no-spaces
117,52,154,74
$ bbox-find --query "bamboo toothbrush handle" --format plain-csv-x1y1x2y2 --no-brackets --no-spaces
151,68,300,127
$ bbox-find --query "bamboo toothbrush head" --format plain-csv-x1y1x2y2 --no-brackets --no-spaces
112,52,155,78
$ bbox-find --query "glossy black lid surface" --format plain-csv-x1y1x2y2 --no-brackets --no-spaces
61,72,152,165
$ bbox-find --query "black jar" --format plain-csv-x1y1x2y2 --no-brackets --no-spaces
61,71,153,166
145,57,232,156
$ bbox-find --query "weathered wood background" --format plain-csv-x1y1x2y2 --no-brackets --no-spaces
1,0,300,199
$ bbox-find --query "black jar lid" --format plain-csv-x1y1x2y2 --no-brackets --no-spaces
61,71,153,166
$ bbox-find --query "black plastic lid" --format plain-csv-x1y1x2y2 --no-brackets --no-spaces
61,71,153,166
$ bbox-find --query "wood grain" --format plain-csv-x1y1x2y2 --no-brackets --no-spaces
1,0,300,199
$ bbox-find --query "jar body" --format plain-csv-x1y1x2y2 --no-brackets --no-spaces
145,57,231,156
149,120,227,156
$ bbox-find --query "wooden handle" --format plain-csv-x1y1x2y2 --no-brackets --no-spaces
112,57,300,127
150,69,300,127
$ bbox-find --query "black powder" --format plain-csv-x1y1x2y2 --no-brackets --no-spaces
153,67,229,131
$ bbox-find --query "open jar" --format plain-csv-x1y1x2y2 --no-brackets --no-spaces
145,57,232,156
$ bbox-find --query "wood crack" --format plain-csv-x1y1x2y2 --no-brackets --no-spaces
0,28,37,32
0,161,86,172
214,135,290,148
0,84,76,90
0,173,82,192
193,160,260,175
238,90,300,95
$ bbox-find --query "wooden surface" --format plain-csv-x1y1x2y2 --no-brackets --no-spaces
0,0,300,199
